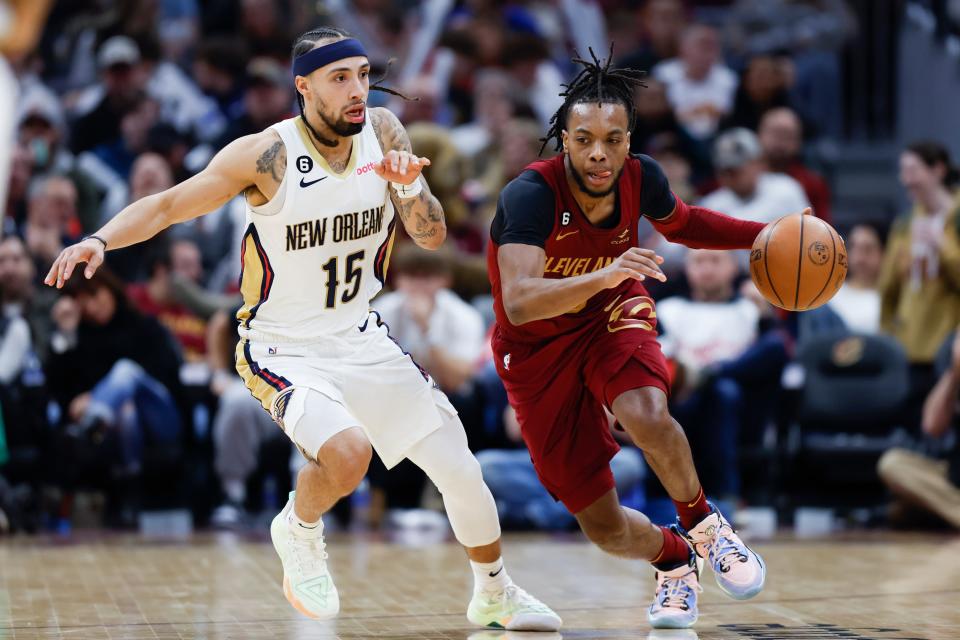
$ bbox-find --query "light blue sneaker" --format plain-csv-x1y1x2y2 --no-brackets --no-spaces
648,547,702,629
679,505,766,600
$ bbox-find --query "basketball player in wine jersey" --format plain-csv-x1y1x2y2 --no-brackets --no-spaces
489,49,806,629
46,27,560,632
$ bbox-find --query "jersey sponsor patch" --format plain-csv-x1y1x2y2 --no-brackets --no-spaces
296,155,314,173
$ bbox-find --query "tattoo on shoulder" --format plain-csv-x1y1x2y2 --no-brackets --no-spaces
255,140,285,183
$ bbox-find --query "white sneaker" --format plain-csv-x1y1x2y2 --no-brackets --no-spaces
467,583,562,631
647,551,702,629
679,505,766,601
270,492,339,619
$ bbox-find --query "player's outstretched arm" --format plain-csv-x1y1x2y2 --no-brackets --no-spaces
498,243,665,326
369,107,446,250
45,131,284,288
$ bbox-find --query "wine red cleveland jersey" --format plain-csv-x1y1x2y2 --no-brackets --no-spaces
488,153,676,343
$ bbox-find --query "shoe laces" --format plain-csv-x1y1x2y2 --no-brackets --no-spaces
707,523,748,573
656,571,700,611
289,533,328,576
498,584,552,614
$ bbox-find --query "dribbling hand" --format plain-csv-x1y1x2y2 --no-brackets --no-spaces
44,238,105,289
602,247,666,287
374,150,431,185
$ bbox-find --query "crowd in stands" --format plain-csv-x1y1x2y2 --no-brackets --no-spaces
1,0,959,535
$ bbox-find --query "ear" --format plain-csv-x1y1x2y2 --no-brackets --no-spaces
295,75,309,100
561,129,569,153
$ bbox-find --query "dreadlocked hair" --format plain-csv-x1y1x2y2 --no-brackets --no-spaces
291,27,416,139
539,44,647,155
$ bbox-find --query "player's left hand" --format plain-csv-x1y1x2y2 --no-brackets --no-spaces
375,150,431,185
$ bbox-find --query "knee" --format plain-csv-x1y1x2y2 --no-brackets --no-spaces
615,393,677,449
317,429,372,496
434,452,486,496
578,513,629,552
877,448,909,484
109,358,144,381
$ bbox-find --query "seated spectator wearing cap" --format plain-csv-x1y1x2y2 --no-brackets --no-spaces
17,94,101,234
214,58,292,150
758,107,832,223
70,36,148,154
653,24,738,140
700,127,810,225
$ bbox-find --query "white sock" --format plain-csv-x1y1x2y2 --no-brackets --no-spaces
470,558,511,594
288,504,323,539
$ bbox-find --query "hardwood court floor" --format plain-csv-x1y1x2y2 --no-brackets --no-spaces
1,531,958,640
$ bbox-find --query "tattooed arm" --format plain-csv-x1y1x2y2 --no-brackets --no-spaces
46,131,285,287
369,107,446,250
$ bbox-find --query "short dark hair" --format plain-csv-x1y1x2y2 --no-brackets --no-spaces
540,45,648,155
62,265,129,308
905,140,960,188
390,243,453,278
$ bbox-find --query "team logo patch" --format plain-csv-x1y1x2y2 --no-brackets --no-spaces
296,155,313,173
503,353,511,371
273,389,295,429
607,296,657,333
807,240,830,266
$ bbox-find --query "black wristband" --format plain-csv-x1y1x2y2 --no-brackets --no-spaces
84,234,107,249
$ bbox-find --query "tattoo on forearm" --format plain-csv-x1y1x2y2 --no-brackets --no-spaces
392,190,444,244
256,141,285,183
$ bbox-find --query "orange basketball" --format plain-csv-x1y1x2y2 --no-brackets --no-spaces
749,213,847,311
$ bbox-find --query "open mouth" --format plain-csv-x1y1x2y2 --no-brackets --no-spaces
345,104,365,123
586,169,612,186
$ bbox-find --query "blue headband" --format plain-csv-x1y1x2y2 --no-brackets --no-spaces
293,38,368,78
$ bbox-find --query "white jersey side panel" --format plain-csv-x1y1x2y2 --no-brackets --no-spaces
237,115,396,341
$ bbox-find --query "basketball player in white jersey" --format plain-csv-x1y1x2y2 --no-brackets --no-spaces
45,27,561,632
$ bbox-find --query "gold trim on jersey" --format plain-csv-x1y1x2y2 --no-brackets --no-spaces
295,118,359,178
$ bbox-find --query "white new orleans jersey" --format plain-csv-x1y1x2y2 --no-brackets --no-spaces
237,114,396,342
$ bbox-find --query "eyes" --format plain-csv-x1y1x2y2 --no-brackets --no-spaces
334,70,370,83
574,136,622,145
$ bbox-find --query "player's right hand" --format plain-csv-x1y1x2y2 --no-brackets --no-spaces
44,238,105,289
602,247,666,287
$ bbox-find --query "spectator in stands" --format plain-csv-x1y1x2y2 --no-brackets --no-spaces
374,245,484,396
239,0,293,58
700,127,810,225
618,0,688,73
89,95,161,183
878,330,960,529
501,34,564,130
653,24,737,140
192,39,247,126
4,144,33,234
46,269,182,477
215,58,292,150
0,235,55,359
658,249,789,500
808,223,885,336
17,93,100,233
70,36,148,154
629,78,710,182
23,176,81,272
880,141,960,421
758,107,832,223
127,238,208,361
721,54,793,133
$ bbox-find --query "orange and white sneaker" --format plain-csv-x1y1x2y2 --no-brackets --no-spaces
467,583,562,631
270,492,340,619
679,505,765,601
